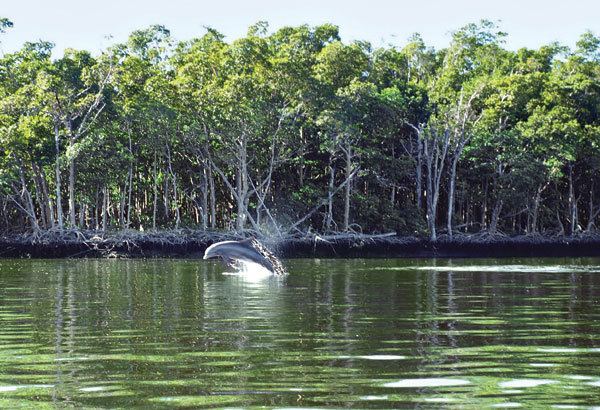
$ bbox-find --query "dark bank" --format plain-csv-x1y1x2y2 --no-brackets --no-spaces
2,230,600,259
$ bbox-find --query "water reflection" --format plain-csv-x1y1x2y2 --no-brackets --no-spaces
0,258,599,407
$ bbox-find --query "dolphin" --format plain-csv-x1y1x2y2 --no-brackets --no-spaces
203,239,277,273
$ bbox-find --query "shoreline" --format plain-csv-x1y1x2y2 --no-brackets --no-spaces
2,230,600,259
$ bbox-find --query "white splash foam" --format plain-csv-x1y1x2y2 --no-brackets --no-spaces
566,375,594,380
499,379,557,388
356,355,406,360
336,354,406,361
538,348,580,353
360,395,389,400
383,378,471,388
0,384,53,392
222,261,274,281
80,386,105,392
55,356,89,362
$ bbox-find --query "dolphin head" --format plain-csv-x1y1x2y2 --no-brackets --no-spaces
202,241,236,260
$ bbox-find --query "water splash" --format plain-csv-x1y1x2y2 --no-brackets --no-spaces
0,384,54,392
222,260,274,281
499,379,557,388
383,378,471,388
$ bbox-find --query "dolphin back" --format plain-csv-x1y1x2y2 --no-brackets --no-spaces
203,239,283,274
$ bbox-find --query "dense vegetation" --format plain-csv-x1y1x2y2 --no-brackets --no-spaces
0,18,599,240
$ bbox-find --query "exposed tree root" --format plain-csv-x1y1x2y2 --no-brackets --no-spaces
2,229,600,259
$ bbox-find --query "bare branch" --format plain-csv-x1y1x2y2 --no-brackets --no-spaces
288,166,361,232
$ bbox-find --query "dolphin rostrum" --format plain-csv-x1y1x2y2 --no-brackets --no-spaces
203,238,285,274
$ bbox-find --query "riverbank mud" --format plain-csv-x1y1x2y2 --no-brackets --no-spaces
2,230,600,259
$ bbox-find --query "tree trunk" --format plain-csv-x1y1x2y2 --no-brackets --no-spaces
416,135,423,211
31,163,47,229
326,161,335,232
447,155,459,238
163,164,169,218
15,157,39,233
208,165,216,229
236,158,243,232
410,124,449,242
102,186,108,231
172,173,180,229
556,209,565,235
424,128,449,242
235,133,249,232
426,160,436,242
94,189,99,230
255,202,262,226
298,126,305,186
119,185,126,228
530,184,544,234
54,124,64,229
152,151,158,230
201,166,209,230
207,146,261,233
343,141,352,232
38,164,55,228
586,183,599,232
165,142,180,229
79,203,85,228
481,180,488,230
489,199,503,234
67,134,76,228
424,136,436,241
568,164,578,234
248,136,281,235
288,166,359,233
465,200,471,232
126,130,133,229
426,192,436,241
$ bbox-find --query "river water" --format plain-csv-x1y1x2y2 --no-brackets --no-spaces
1,258,600,408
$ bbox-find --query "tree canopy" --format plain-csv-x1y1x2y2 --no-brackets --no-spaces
0,19,599,239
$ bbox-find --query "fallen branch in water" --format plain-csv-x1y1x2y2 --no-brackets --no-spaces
313,232,397,241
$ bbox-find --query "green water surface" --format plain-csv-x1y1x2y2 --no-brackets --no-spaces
1,258,600,408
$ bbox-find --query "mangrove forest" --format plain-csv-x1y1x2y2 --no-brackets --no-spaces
1,18,599,241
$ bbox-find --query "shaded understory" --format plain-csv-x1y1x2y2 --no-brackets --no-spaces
2,230,600,259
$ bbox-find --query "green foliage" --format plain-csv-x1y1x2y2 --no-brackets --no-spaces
0,21,599,236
